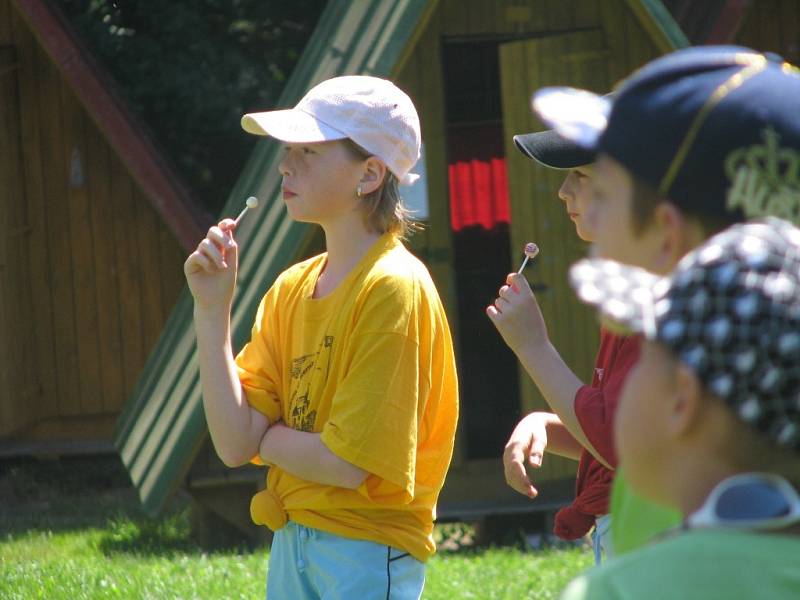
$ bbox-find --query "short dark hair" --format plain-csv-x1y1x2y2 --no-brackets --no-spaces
630,173,743,238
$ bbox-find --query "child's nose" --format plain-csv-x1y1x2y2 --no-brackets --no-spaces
278,154,292,177
558,181,571,203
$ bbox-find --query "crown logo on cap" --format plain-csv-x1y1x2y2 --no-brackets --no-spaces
725,127,800,222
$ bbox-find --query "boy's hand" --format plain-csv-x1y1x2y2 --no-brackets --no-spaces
503,412,548,498
185,219,238,311
486,272,548,354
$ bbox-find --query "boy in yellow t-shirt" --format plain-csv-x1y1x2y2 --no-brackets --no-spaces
185,76,458,599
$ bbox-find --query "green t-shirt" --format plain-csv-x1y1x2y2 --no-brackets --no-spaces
610,469,681,554
562,529,800,600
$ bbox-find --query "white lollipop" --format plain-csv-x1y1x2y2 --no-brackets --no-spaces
234,196,259,227
517,242,540,274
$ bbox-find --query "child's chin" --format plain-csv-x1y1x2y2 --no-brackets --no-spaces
574,226,594,243
284,206,311,222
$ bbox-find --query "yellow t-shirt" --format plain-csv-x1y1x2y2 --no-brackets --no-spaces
235,233,458,561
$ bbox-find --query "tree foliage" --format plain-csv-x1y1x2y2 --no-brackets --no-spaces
56,0,327,213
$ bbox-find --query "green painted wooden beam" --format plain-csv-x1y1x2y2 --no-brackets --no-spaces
625,0,690,52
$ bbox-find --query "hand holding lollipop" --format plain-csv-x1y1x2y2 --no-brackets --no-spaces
184,196,261,309
486,241,547,353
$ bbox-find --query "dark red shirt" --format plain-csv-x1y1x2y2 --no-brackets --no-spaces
554,329,641,540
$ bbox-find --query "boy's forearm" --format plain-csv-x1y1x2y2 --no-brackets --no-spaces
259,424,367,489
194,306,267,467
516,342,612,468
535,412,583,460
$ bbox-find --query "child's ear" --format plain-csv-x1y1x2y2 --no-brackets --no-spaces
360,157,387,195
667,362,703,438
652,202,688,273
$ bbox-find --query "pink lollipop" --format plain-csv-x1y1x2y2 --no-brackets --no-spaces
517,242,539,274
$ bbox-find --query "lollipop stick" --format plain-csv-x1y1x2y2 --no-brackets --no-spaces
517,256,530,274
234,196,259,227
234,207,249,226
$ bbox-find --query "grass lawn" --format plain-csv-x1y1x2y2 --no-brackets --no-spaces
0,457,592,599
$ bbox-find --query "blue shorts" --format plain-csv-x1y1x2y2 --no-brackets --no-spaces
266,521,425,599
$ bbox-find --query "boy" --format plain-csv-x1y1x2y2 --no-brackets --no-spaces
491,127,638,562
528,44,800,556
564,218,800,598
185,76,458,599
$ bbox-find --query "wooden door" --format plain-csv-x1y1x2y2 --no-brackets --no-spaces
497,30,616,478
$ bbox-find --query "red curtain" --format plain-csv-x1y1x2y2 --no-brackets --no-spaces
447,124,510,231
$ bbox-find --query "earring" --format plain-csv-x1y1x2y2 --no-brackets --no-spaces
356,185,363,198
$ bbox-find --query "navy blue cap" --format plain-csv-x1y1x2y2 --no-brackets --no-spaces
533,46,800,222
513,129,595,169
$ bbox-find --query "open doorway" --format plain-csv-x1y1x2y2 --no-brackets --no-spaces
442,40,521,460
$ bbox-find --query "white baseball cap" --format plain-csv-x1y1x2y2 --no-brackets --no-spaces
242,75,421,185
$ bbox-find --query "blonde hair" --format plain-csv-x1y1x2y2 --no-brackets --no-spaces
343,139,421,238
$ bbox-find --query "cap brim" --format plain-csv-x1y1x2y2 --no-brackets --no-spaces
532,87,611,152
241,108,348,143
569,258,663,338
513,130,595,169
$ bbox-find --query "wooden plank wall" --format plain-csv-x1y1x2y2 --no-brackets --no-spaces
736,0,800,65
0,0,186,442
0,0,37,436
395,0,662,478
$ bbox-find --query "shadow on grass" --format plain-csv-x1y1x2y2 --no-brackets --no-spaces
0,456,146,535
1,455,579,560
98,505,258,557
98,509,199,556
0,455,231,557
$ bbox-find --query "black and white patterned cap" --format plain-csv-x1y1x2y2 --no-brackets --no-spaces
570,218,800,451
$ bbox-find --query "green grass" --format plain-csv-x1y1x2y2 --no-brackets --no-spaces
0,457,592,599
1,528,267,599
425,545,591,599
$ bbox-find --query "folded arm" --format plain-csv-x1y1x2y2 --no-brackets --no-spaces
259,423,368,489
